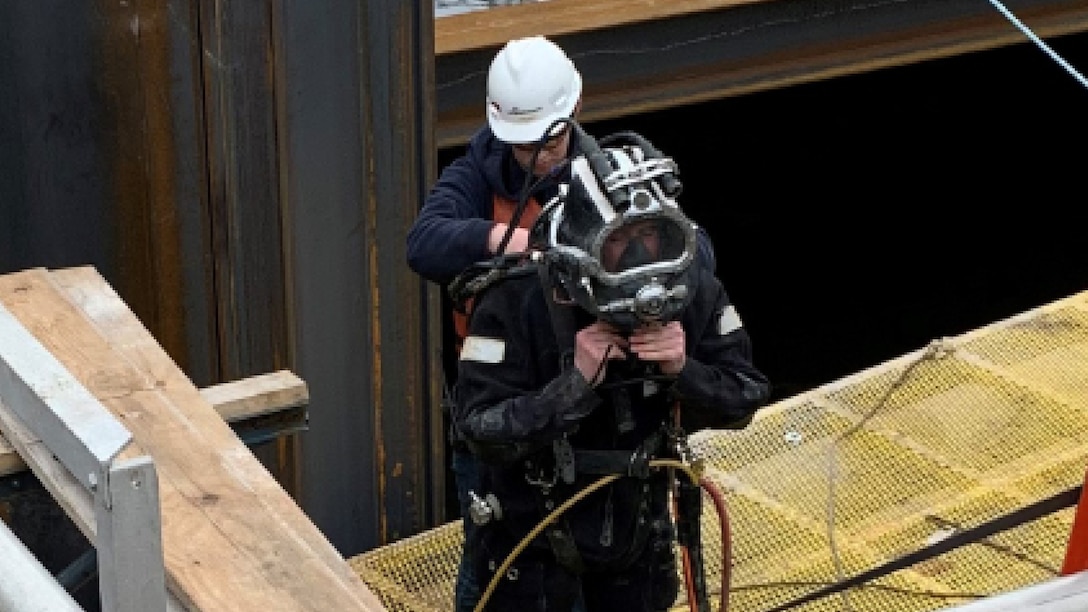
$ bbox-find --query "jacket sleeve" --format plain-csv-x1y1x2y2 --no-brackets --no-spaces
695,226,717,274
670,272,772,432
452,283,601,464
406,154,497,286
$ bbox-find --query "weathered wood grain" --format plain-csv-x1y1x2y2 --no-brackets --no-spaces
0,267,384,611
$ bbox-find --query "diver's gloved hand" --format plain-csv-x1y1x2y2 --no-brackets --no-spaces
573,320,628,386
629,321,686,375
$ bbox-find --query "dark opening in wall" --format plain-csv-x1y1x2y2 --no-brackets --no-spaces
437,31,1088,399
580,32,1088,400
434,32,1088,519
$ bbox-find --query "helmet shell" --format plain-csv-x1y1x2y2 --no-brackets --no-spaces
486,36,582,144
540,140,698,332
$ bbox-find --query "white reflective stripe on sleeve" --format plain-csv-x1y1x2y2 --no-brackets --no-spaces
718,305,743,335
460,336,506,364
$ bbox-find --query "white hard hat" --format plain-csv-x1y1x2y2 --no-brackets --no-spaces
486,36,582,144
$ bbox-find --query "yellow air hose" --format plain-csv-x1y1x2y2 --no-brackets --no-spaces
473,459,702,612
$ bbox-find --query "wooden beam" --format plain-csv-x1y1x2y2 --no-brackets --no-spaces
435,0,752,55
0,370,309,478
0,267,384,611
435,0,1088,148
198,370,309,423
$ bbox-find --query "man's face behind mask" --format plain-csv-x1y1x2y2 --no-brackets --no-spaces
602,220,661,273
539,137,699,329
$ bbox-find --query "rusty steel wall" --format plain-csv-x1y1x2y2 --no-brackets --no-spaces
0,0,440,558
275,0,440,554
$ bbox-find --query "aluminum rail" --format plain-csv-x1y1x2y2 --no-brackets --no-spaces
0,303,167,612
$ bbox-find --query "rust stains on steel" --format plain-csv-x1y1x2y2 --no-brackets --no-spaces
366,109,388,542
95,0,189,368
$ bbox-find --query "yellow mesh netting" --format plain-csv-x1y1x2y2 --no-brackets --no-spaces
351,289,1088,611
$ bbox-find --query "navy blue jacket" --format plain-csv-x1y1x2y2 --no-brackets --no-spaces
407,126,567,287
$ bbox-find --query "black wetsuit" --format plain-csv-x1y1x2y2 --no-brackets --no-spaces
453,262,770,611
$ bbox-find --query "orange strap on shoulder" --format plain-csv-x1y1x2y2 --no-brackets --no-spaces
451,194,542,352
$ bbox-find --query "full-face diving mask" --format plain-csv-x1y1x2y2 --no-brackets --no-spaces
535,129,698,332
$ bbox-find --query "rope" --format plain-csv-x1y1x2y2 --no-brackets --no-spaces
821,339,953,611
987,0,1088,89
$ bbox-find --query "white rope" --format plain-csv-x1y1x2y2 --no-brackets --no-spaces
987,0,1088,89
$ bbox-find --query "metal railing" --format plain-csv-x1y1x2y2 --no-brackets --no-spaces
0,303,168,612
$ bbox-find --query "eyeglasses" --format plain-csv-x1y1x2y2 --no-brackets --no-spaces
512,125,571,154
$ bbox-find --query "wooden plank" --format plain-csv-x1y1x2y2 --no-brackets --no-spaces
0,268,384,611
49,266,385,610
0,370,310,478
48,264,376,592
50,266,384,610
0,272,295,611
200,371,308,422
0,435,18,478
0,338,188,611
435,0,752,55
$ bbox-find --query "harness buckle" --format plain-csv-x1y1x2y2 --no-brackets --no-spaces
468,490,504,526
554,436,577,484
628,445,651,479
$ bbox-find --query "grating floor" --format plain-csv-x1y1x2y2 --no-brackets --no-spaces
350,289,1088,611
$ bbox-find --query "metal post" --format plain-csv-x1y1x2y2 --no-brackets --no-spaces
95,456,167,612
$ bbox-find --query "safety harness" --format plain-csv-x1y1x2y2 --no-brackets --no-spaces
450,193,542,353
453,124,712,607
516,263,700,579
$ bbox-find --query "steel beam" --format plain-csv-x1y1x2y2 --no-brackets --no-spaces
95,456,166,612
435,0,1088,148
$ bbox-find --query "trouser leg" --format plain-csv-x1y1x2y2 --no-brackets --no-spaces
453,448,482,612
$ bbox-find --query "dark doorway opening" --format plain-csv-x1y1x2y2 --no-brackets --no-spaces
581,32,1088,400
435,32,1088,516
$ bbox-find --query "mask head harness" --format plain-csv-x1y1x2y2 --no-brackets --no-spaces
533,125,697,332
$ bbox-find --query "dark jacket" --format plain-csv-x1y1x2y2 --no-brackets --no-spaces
407,126,568,287
452,262,770,569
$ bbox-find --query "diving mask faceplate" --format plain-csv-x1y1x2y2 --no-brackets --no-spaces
540,139,698,331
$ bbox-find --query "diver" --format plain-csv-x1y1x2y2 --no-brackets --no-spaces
451,127,771,611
